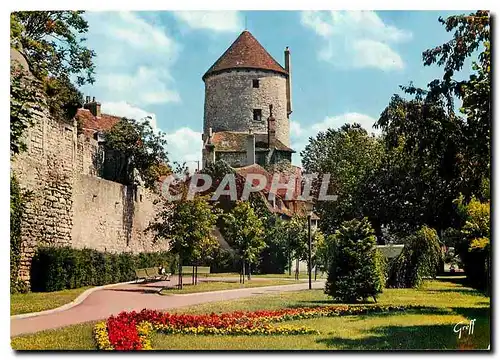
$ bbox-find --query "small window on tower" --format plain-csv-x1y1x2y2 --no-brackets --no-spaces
253,109,262,121
252,79,260,88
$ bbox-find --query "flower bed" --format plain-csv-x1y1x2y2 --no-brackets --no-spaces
94,304,419,350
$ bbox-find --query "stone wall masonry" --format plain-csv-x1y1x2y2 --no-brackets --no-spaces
12,113,76,282
11,107,165,286
71,174,166,253
204,70,290,147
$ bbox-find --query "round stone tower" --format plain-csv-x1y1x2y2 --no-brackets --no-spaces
203,30,292,147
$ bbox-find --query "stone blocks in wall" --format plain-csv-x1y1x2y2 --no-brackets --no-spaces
11,108,167,286
71,174,166,254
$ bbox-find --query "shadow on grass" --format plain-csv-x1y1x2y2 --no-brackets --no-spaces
316,306,491,350
435,276,468,286
427,288,484,295
316,324,476,350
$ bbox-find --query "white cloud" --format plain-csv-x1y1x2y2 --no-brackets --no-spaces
82,11,180,105
301,11,412,71
101,101,158,130
291,113,379,167
164,127,203,172
99,68,180,105
173,11,243,32
312,113,379,134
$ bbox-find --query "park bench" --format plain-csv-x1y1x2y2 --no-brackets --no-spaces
135,267,171,282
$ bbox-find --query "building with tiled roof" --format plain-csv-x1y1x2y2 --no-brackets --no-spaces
75,96,121,138
202,30,294,169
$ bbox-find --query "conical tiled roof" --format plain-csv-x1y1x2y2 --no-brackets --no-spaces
203,30,288,80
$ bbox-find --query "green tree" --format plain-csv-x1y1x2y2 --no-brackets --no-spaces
10,11,96,151
258,214,289,274
301,123,384,237
453,195,490,291
11,11,95,86
325,218,383,303
387,226,442,289
285,215,308,278
147,195,219,289
371,11,490,238
104,117,169,190
222,201,265,283
373,96,464,236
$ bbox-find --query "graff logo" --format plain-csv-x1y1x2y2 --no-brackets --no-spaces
454,319,476,339
160,173,338,202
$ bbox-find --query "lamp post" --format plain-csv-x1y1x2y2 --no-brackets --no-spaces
307,212,312,290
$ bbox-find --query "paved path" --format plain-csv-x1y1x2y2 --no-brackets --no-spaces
11,277,325,337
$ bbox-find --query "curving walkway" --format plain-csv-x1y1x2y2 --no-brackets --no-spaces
11,276,325,337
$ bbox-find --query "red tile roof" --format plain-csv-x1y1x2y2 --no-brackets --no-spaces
203,30,288,80
75,108,121,136
235,163,302,200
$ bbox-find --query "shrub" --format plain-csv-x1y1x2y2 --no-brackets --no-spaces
387,226,442,288
453,196,490,292
325,218,383,303
30,247,175,292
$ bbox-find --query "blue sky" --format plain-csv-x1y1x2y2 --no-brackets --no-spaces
80,10,470,168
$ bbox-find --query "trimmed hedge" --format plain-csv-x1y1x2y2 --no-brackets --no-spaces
30,246,177,292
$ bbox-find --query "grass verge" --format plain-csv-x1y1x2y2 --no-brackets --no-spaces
159,279,301,295
206,273,327,280
11,287,93,316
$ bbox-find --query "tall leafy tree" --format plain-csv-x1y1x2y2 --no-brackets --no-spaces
286,215,308,277
104,117,169,190
147,195,219,289
11,11,95,86
222,201,265,283
10,11,96,152
301,123,384,237
373,11,491,236
258,214,289,274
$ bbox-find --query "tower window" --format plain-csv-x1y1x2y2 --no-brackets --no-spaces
253,109,262,121
252,79,260,88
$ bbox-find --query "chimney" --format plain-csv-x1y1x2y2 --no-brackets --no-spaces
246,129,255,165
84,96,102,117
267,104,276,148
205,128,216,165
285,47,292,117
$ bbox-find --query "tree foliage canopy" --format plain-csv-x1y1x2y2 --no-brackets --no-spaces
387,226,442,289
104,117,169,190
10,11,96,154
147,196,220,264
223,201,266,265
301,123,384,236
11,11,95,86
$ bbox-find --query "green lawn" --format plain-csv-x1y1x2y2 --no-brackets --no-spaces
11,287,93,316
159,279,302,295
11,277,490,350
206,272,327,280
